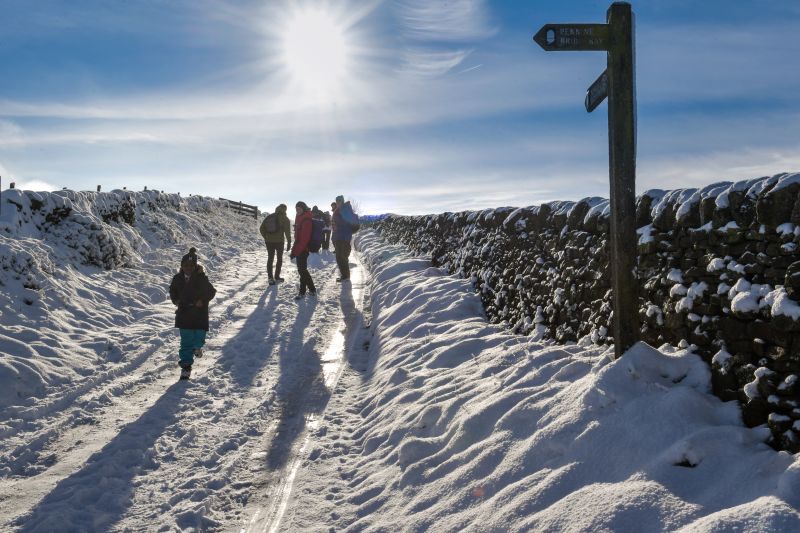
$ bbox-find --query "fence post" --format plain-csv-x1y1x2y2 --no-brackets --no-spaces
97,185,101,192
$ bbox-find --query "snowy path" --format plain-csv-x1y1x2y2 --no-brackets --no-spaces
2,246,365,532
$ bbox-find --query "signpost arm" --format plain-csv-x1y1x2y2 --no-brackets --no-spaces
606,2,639,358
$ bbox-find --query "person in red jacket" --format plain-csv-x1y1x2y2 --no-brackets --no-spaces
290,201,317,299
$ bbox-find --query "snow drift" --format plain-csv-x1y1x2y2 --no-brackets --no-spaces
285,230,800,532
0,188,261,411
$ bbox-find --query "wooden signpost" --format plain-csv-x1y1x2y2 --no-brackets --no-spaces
533,2,639,359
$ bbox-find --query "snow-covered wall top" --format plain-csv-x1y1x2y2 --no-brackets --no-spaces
375,171,800,453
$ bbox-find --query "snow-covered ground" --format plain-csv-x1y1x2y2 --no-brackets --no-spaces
1,190,366,531
2,190,799,531
281,231,800,532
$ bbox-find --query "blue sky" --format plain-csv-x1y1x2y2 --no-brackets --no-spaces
0,0,798,215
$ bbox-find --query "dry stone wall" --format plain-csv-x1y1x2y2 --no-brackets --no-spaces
375,172,800,452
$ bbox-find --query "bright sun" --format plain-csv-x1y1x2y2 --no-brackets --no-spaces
282,8,348,97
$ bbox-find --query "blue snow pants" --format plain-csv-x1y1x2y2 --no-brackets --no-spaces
179,329,207,367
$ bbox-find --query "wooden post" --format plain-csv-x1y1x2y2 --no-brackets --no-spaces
606,2,638,358
533,1,639,359
97,185,101,192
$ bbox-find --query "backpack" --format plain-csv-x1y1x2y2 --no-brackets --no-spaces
340,202,360,233
309,217,324,252
260,213,278,237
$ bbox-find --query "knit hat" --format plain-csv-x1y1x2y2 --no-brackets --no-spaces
335,195,344,204
296,201,309,211
181,247,198,266
276,203,287,213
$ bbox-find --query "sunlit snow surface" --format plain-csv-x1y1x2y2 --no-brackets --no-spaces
2,191,800,532
283,230,800,532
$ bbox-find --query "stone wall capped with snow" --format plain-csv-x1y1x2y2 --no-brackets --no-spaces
0,188,247,316
375,172,800,453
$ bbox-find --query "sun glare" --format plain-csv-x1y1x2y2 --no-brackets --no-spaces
282,8,348,97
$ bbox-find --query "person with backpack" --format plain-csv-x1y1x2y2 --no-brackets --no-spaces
169,247,217,380
290,201,317,299
332,195,359,282
259,204,292,286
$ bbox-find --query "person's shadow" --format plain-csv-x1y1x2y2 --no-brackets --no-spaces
17,383,190,532
213,288,279,388
263,296,321,471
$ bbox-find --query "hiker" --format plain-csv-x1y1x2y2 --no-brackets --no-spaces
332,195,359,282
310,205,325,254
321,209,332,251
169,247,217,380
329,201,338,253
290,201,317,299
259,204,291,285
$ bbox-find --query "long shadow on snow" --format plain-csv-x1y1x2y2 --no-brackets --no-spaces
263,270,368,473
17,384,190,533
17,286,281,532
339,279,369,376
263,294,323,471
213,287,280,388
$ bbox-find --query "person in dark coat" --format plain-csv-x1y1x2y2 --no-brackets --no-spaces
332,195,353,282
260,204,292,285
329,202,338,253
321,209,332,251
169,247,217,379
290,201,317,299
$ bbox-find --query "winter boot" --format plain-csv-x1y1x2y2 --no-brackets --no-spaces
294,293,305,300
268,279,276,286
179,364,192,380
275,277,285,282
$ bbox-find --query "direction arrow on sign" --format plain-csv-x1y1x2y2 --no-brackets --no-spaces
533,23,609,51
585,69,608,113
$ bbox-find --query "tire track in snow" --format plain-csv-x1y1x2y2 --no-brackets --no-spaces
243,253,367,533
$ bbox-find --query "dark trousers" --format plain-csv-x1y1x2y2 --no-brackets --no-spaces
266,241,284,280
322,230,331,250
296,251,316,294
334,240,351,279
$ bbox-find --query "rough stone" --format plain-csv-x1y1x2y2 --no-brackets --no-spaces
757,181,800,228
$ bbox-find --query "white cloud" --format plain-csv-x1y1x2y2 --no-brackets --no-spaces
397,0,496,42
398,48,473,78
0,120,24,144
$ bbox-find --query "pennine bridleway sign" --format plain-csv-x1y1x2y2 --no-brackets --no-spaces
533,2,639,360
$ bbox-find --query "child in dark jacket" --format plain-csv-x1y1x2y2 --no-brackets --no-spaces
169,247,217,380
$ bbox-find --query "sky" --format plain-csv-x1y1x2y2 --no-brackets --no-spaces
0,0,798,215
